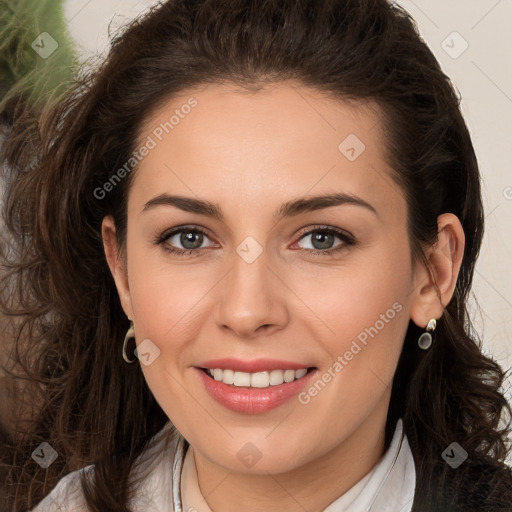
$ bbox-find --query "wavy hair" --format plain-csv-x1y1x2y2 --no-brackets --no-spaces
1,0,511,510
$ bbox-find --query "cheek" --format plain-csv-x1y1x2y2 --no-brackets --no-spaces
124,244,200,353
296,241,412,384
295,241,411,334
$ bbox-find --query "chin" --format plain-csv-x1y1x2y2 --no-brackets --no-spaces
200,442,312,475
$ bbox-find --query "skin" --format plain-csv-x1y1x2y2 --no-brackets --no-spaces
102,81,465,512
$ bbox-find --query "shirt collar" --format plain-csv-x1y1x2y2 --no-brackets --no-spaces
172,418,416,512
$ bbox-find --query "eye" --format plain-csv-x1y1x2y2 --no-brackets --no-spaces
293,226,355,256
154,225,355,257
154,226,216,256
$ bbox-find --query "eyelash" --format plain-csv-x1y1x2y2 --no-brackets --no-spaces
154,225,355,257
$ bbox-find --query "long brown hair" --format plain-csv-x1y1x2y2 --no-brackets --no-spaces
1,0,511,510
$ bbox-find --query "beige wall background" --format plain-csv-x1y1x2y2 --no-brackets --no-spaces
60,0,511,465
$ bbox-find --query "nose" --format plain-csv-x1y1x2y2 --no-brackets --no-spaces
214,247,288,340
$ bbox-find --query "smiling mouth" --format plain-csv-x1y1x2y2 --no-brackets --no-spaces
200,367,316,388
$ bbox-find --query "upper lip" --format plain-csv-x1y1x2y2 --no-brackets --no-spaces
197,358,314,373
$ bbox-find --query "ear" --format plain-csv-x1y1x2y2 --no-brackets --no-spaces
410,213,465,328
101,215,134,320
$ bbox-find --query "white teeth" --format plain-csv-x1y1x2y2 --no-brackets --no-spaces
206,368,310,388
295,368,308,379
233,371,251,387
284,369,296,382
251,371,269,388
221,368,235,385
270,369,285,385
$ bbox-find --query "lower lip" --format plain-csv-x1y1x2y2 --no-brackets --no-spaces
196,367,317,414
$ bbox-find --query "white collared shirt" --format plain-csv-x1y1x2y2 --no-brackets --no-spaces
32,418,416,511
178,418,416,512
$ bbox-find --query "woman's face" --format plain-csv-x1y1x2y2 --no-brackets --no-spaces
104,81,429,474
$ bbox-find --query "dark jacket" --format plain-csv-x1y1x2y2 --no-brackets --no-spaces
412,456,512,511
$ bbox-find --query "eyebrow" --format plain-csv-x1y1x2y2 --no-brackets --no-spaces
141,192,378,220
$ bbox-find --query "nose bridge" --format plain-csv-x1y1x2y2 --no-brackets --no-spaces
215,236,284,336
228,237,270,307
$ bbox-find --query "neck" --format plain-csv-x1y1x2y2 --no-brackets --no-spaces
190,403,391,512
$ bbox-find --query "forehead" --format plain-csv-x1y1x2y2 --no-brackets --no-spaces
130,81,405,223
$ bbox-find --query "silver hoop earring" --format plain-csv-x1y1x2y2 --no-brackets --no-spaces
418,318,436,350
122,322,137,363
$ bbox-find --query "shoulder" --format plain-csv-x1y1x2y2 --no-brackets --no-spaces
31,422,181,512
30,466,91,512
